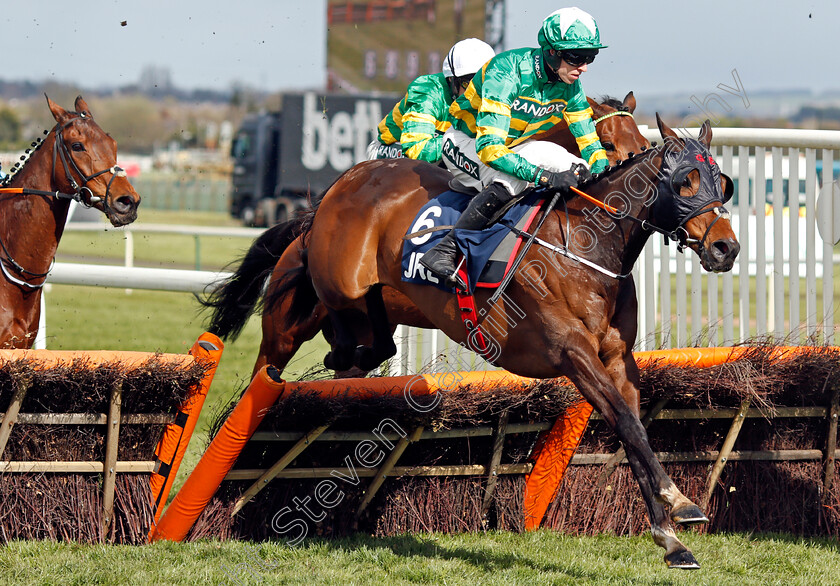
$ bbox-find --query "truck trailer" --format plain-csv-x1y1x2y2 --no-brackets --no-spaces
230,91,397,226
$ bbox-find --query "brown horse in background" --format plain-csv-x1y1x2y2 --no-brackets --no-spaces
0,96,141,348
205,92,650,376
205,112,739,568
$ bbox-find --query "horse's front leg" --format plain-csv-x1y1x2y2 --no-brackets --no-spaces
352,284,397,371
601,280,708,525
629,453,702,569
601,325,700,568
556,334,707,556
254,300,326,379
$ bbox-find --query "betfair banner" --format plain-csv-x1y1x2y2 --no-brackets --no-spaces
326,0,490,93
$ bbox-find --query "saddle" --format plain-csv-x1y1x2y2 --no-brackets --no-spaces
401,188,543,293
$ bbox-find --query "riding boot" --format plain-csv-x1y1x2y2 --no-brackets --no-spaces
420,182,515,290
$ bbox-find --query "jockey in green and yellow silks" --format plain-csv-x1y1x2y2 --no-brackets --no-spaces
367,38,496,162
421,7,610,290
372,72,455,162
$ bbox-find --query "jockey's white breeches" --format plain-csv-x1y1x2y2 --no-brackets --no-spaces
441,128,587,195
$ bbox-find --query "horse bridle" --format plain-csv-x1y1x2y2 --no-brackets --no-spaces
592,109,634,125
53,112,127,213
0,112,126,289
667,199,731,254
590,110,731,250
570,141,731,250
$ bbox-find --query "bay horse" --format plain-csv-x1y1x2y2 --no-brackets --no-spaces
208,113,739,568
204,92,650,376
0,96,141,348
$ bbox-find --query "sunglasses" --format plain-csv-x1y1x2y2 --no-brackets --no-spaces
459,79,470,90
561,50,598,67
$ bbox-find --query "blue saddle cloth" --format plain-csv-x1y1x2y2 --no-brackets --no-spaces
401,189,542,293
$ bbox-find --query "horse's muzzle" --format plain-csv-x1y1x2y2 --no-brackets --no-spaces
701,237,740,273
107,194,140,226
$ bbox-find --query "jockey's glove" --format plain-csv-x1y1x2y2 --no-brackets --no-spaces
535,168,580,193
572,163,592,183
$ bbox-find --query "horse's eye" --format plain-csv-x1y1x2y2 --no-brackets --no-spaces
602,142,615,152
682,176,692,189
71,142,85,152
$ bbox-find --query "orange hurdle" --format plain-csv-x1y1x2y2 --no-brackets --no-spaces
149,365,286,542
149,333,224,530
151,344,834,539
0,349,194,369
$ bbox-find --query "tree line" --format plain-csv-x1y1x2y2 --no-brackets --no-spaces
0,84,281,154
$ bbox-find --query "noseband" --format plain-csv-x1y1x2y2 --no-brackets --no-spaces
53,112,127,213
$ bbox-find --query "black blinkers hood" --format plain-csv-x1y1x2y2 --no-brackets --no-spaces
652,137,732,232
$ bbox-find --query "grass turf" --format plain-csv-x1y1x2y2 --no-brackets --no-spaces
1,532,838,585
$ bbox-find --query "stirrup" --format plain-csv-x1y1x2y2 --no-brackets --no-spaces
423,256,467,291
447,257,467,292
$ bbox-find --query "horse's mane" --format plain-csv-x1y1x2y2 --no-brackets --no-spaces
578,142,662,191
598,95,630,112
0,130,49,187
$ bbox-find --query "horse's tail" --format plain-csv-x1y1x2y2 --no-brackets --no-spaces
200,218,304,341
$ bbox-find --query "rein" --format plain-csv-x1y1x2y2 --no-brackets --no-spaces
0,186,103,204
568,184,683,244
496,142,731,288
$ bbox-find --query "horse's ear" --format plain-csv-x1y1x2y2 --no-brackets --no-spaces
656,113,683,150
698,119,713,149
45,94,71,125
75,95,92,117
622,91,636,113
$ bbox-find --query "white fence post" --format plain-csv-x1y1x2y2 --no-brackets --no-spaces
34,293,47,350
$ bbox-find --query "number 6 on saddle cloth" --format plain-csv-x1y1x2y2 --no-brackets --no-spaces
401,189,545,293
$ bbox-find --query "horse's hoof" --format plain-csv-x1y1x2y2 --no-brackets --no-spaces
671,504,709,526
354,345,383,372
664,549,701,570
324,351,353,372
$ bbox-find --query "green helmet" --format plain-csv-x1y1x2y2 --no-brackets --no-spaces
537,7,607,51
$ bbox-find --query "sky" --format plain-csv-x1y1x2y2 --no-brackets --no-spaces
1,1,839,103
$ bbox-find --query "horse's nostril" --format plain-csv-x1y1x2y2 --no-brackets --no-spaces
712,239,740,261
113,195,135,214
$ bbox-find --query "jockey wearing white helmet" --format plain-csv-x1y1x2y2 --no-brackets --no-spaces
368,38,495,162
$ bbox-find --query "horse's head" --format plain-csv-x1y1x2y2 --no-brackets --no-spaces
46,95,140,226
651,115,739,272
590,92,651,163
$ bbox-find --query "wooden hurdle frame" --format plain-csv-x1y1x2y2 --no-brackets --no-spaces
0,342,219,540
150,345,840,540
